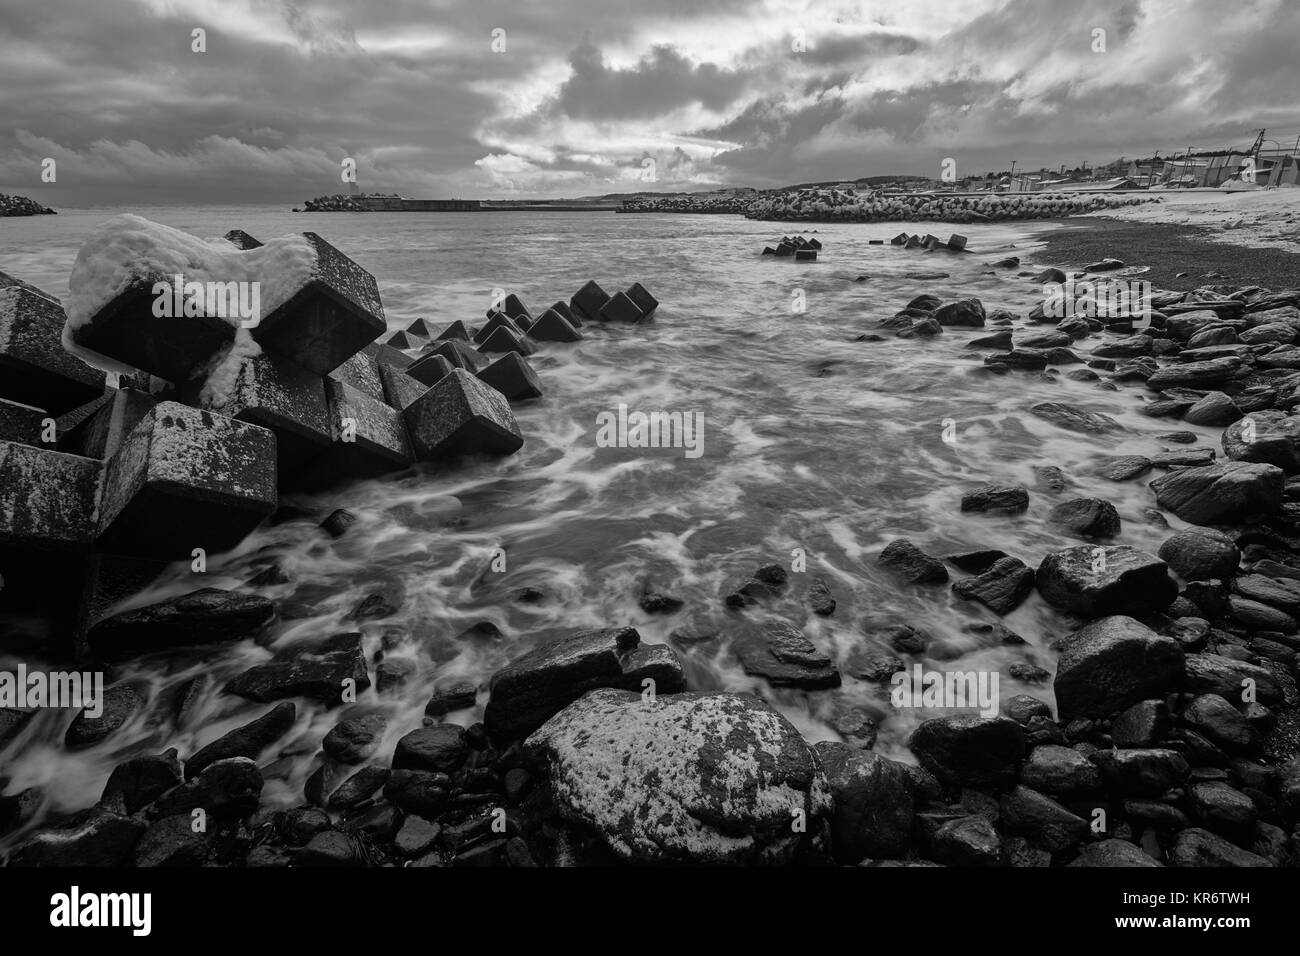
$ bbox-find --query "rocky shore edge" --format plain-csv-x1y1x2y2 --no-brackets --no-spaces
0,194,56,217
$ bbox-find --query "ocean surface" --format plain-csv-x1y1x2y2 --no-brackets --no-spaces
0,206,1204,840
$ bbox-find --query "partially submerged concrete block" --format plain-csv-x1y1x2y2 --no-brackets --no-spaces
550,300,581,328
570,280,611,324
379,363,430,411
185,351,331,480
478,325,537,355
0,441,102,551
405,318,433,339
403,368,523,459
527,309,583,342
310,379,413,483
474,312,524,345
223,230,263,250
626,283,658,318
1,288,106,414
502,294,531,323
97,402,278,558
327,347,384,402
252,232,386,376
435,320,472,342
420,339,489,374
385,330,415,350
478,352,544,402
598,291,645,323
406,353,456,387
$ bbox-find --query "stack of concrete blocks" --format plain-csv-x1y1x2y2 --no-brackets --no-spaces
0,231,528,648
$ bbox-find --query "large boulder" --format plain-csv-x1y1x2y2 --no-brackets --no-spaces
908,715,1026,789
1150,462,1284,524
483,626,684,743
878,539,948,584
1157,528,1240,581
525,688,830,865
1036,545,1177,617
813,741,915,863
1222,411,1300,474
1052,616,1184,721
934,298,986,328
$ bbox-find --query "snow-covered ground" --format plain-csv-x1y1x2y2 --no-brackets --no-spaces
1082,187,1300,251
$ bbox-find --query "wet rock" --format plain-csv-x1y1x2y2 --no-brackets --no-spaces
1123,799,1188,830
297,830,359,867
65,684,141,748
275,807,331,846
327,766,390,810
425,681,477,717
909,715,1026,789
1158,528,1240,581
931,815,1001,866
946,549,1008,573
323,713,387,764
951,556,1035,615
320,508,357,538
1183,695,1255,754
1068,839,1162,867
11,810,146,867
483,626,684,743
153,757,263,819
1019,744,1102,794
347,583,404,621
878,539,948,584
383,770,450,817
1111,699,1171,748
1036,546,1177,618
1047,498,1121,539
735,620,840,689
100,749,183,814
1223,410,1300,474
1003,695,1052,725
395,815,441,857
934,298,986,328
1052,616,1184,721
966,330,1012,350
393,723,468,774
226,633,370,707
1151,461,1284,524
1147,357,1244,390
1092,748,1189,796
134,813,214,867
1183,391,1242,426
814,742,913,862
524,688,829,865
1169,827,1271,867
832,708,878,750
1033,465,1071,492
806,577,836,615
1096,455,1153,481
87,588,275,660
1000,785,1088,853
1183,653,1283,706
1029,402,1123,434
185,702,297,779
960,484,1029,514
1092,335,1154,358
1228,596,1296,632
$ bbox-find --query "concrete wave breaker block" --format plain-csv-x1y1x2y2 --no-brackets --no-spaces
527,309,583,342
626,283,658,318
328,346,384,401
598,290,646,323
0,441,102,552
96,402,278,559
570,280,610,324
379,363,431,411
435,320,472,342
478,325,537,355
1,287,106,415
405,318,433,339
403,368,523,458
406,353,456,387
550,300,581,328
0,398,47,446
310,379,414,484
474,312,525,345
223,230,263,250
0,270,61,304
185,351,331,480
58,387,155,460
478,352,543,402
251,232,386,377
420,339,490,373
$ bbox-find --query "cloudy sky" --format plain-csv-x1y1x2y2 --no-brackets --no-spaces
1,0,1297,204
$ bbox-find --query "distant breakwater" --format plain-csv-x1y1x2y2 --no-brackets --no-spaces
1,194,56,217
746,188,1159,223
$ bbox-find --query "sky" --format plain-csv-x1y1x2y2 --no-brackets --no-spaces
1,0,1298,204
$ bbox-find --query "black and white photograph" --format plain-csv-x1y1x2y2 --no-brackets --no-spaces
0,0,1296,933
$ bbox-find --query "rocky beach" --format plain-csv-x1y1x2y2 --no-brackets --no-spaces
0,195,1297,871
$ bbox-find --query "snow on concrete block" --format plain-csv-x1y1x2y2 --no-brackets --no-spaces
311,379,413,484
406,353,456,388
251,232,386,376
96,401,278,559
473,312,524,345
626,283,658,318
379,364,430,411
223,230,263,250
403,368,523,459
184,351,331,480
0,441,102,551
598,290,645,323
570,280,610,324
0,287,106,415
478,352,544,402
527,308,583,343
478,325,537,356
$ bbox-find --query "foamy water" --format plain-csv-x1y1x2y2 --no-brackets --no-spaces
0,206,1218,846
